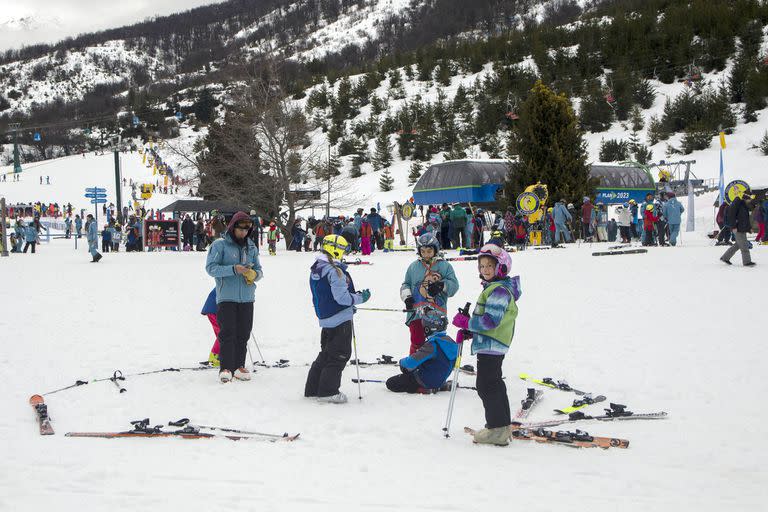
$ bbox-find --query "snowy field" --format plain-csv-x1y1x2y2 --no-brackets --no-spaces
1,234,766,512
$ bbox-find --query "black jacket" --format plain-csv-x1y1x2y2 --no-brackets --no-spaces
726,197,751,233
182,218,195,236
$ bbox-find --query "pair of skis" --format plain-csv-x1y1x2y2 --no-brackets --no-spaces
65,418,299,442
463,426,629,449
519,373,608,414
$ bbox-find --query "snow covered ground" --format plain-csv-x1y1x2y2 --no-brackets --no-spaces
1,231,766,511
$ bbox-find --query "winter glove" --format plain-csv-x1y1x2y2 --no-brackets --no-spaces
426,280,444,297
452,312,470,330
404,296,415,311
360,289,371,303
243,268,258,285
455,329,470,344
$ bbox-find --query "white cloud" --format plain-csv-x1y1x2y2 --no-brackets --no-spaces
0,0,229,51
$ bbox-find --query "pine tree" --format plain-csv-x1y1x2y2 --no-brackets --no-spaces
760,131,768,156
373,130,393,171
350,152,364,178
193,88,218,124
579,79,613,132
379,168,394,191
504,81,592,206
629,105,645,132
443,139,467,160
408,160,424,185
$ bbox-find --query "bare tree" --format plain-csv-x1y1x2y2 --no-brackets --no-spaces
196,76,358,248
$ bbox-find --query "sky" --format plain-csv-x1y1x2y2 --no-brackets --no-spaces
0,0,229,51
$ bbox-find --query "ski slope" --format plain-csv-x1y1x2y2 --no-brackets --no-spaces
0,233,766,511
0,149,190,215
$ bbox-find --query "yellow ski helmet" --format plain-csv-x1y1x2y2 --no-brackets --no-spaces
321,234,349,261
646,204,654,211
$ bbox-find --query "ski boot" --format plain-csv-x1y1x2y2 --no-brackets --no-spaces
472,426,510,446
233,367,251,381
317,392,348,404
207,352,220,368
219,370,232,383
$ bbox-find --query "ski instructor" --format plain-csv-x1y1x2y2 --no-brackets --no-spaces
205,211,263,383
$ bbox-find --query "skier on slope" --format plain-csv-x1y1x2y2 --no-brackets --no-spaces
385,309,458,394
85,214,102,262
304,234,371,404
400,232,459,355
452,244,521,446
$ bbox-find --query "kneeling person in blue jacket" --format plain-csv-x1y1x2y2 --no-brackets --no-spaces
386,310,458,393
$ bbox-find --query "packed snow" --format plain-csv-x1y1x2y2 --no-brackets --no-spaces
1,220,766,511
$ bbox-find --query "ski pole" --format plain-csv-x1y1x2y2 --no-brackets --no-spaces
356,307,416,313
168,418,292,439
110,370,127,393
246,340,256,371
351,321,362,400
443,302,471,438
250,333,265,363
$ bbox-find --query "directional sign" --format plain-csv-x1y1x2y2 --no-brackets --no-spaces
85,187,107,193
85,193,107,199
90,198,108,204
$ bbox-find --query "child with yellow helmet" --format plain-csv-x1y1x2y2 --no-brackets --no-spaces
305,234,371,403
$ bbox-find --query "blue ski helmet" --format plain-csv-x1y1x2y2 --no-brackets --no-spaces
416,232,440,258
421,307,448,335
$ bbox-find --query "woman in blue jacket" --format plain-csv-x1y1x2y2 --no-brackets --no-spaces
205,212,263,383
305,234,370,403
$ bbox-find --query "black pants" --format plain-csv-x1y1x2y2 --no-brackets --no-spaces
386,372,421,393
476,354,510,428
23,242,36,253
183,234,192,247
656,221,667,246
619,226,630,242
102,240,111,252
216,302,254,372
305,321,352,397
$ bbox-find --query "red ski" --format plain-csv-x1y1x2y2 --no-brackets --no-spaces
29,394,55,435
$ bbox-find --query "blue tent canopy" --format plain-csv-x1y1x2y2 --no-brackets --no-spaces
412,160,508,205
412,160,656,206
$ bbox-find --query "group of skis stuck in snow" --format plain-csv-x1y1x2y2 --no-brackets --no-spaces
30,211,668,449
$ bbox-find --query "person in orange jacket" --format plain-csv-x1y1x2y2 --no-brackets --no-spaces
383,221,395,252
643,204,658,247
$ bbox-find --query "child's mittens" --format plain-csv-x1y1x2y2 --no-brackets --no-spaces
452,312,470,330
359,289,371,303
455,330,468,344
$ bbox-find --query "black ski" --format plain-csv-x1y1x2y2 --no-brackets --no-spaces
592,249,648,256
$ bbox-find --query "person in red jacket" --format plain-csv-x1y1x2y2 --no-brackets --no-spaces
643,204,659,246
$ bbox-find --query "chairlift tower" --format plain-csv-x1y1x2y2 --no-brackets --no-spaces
9,123,22,173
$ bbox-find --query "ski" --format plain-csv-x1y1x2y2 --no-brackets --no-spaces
519,373,587,395
351,378,476,391
554,394,607,414
516,410,668,429
510,427,629,449
444,256,478,262
29,394,54,435
592,249,648,256
344,258,373,265
66,419,299,442
349,354,398,367
514,388,544,420
253,359,291,368
168,418,299,440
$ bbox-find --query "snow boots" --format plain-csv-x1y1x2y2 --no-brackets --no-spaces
91,253,102,263
472,426,511,446
219,370,232,383
317,392,348,404
234,367,251,381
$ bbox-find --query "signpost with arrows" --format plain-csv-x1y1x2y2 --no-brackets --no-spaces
85,187,107,223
